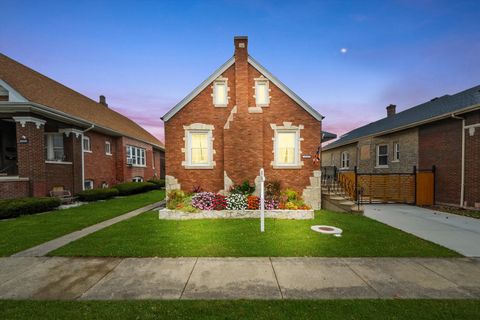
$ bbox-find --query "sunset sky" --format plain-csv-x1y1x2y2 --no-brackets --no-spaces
1,0,479,142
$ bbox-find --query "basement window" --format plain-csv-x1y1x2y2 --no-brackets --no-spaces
84,179,94,190
213,79,228,107
376,144,388,167
132,176,144,183
255,78,270,106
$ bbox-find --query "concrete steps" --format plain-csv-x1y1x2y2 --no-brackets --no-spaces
321,180,364,214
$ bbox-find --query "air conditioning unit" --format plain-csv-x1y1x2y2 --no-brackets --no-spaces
126,158,133,166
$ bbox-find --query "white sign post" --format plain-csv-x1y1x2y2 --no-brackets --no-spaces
260,168,265,232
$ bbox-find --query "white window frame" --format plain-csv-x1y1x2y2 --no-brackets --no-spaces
105,141,112,155
186,130,213,168
393,143,400,162
44,133,65,162
132,176,144,182
376,144,389,168
212,78,228,107
254,77,270,107
83,136,91,153
274,129,300,168
340,151,350,169
84,179,94,190
126,145,146,167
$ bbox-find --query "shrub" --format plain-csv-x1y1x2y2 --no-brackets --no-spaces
230,180,255,195
212,194,227,210
113,182,157,196
192,192,216,210
77,188,119,202
167,189,186,210
282,188,299,202
0,197,61,219
147,179,165,188
265,180,281,201
247,195,260,210
226,193,247,210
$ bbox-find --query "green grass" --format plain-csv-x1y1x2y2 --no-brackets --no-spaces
0,300,479,320
51,209,458,257
0,190,165,256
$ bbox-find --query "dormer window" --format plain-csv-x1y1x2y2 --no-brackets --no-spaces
255,78,270,106
213,78,228,107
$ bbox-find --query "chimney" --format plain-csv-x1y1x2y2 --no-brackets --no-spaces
234,36,249,111
99,95,108,107
386,104,396,117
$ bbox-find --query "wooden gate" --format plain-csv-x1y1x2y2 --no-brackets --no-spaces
416,169,435,205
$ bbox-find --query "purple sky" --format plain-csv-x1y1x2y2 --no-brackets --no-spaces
1,0,479,142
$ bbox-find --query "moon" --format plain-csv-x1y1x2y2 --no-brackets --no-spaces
340,48,348,54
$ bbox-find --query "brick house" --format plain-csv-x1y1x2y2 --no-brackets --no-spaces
162,36,324,209
322,85,480,209
0,54,165,199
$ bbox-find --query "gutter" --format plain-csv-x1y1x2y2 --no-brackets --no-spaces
451,113,465,208
80,125,95,191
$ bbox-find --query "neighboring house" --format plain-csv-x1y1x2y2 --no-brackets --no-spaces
322,85,480,209
162,36,324,209
0,53,165,199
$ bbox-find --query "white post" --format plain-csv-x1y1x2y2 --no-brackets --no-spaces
260,168,265,232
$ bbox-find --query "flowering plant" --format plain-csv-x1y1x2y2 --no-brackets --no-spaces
247,195,260,209
191,192,216,211
226,193,247,210
265,199,278,210
212,194,227,210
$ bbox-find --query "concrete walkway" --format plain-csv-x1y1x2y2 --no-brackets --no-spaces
12,200,165,257
364,205,480,257
0,257,479,300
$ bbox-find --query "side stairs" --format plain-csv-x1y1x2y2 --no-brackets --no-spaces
321,182,364,214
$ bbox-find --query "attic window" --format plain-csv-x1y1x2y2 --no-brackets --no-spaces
213,78,228,107
255,78,270,106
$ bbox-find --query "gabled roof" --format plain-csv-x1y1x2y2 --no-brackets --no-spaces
161,55,323,122
324,85,480,150
0,53,163,149
321,130,337,143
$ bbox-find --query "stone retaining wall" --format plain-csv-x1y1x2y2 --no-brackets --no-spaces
158,208,314,220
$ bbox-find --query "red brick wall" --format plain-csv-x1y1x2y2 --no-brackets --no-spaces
464,110,480,208
117,136,158,182
0,180,29,199
164,39,321,194
419,117,463,206
84,131,118,188
45,162,74,193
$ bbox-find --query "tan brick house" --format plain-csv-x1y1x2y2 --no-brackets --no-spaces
162,36,324,209
0,54,165,199
322,85,480,209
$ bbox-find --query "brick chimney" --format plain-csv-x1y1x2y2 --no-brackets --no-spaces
386,104,396,117
234,36,248,111
99,95,108,107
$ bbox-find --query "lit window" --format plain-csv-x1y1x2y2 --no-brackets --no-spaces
393,143,400,161
105,141,112,155
83,136,91,152
44,133,65,161
84,179,94,190
126,145,146,167
275,131,299,166
376,144,388,167
190,132,209,165
213,79,228,106
341,152,350,169
255,79,270,106
132,176,144,182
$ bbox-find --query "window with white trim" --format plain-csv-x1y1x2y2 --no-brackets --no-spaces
213,79,228,106
105,141,112,155
84,179,94,190
255,79,270,106
188,131,211,166
341,152,350,169
83,136,91,152
44,133,65,161
393,143,400,161
126,145,146,167
274,130,299,167
132,176,144,182
376,144,388,167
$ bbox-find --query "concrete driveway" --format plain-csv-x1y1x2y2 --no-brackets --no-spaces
364,204,480,257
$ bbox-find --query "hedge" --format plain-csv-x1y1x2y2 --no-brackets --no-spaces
77,188,119,202
0,197,61,220
147,179,165,188
113,182,159,196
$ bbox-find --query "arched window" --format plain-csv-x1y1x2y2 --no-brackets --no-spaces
132,176,144,183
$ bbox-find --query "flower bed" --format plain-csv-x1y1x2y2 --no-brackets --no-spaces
158,208,314,220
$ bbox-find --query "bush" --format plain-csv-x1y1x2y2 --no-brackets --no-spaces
281,188,299,202
147,179,165,188
77,188,119,202
0,197,61,219
113,182,157,196
226,193,247,210
265,180,281,201
230,180,255,195
167,189,186,210
192,192,216,211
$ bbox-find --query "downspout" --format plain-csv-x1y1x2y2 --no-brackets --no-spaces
81,125,95,190
451,114,465,207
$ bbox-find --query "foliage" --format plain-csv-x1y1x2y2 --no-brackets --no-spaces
226,193,247,210
77,188,119,202
265,180,281,201
247,195,260,210
230,180,255,195
281,188,299,202
264,199,278,210
191,192,216,211
113,182,158,196
191,185,203,193
167,190,186,210
212,194,227,210
0,197,61,219
279,199,310,210
173,195,199,213
147,179,165,188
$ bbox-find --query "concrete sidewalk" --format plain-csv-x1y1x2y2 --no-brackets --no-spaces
365,204,480,257
0,257,479,300
12,200,165,257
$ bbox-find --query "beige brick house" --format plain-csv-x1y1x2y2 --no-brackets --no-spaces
162,36,324,209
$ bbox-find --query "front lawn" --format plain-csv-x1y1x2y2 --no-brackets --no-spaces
0,300,479,320
0,190,165,256
51,210,459,257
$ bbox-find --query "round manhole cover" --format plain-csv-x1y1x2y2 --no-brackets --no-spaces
311,225,343,235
